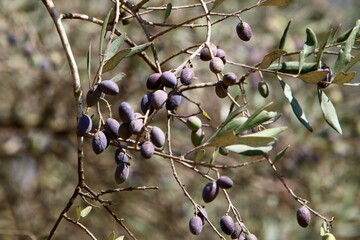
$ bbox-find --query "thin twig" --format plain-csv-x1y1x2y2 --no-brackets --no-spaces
63,214,98,240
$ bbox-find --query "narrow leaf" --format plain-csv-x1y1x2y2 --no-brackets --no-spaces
245,126,287,139
333,49,351,78
221,104,248,128
279,19,292,50
103,49,131,73
105,33,127,61
75,206,81,221
259,0,291,6
194,149,206,162
267,61,318,74
273,145,289,163
110,72,126,83
226,144,273,156
87,41,92,82
258,49,287,69
209,147,219,165
164,3,172,21
125,42,152,58
332,71,356,84
315,29,332,68
108,231,115,240
303,28,318,57
298,51,305,75
80,206,93,218
100,9,113,56
212,0,225,10
333,25,360,44
278,77,313,131
201,108,212,120
344,53,360,72
236,110,278,134
298,70,329,84
318,89,342,134
334,21,360,77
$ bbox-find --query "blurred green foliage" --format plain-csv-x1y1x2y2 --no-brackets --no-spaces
0,0,359,240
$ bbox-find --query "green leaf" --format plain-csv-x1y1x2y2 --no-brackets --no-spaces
258,49,287,69
267,61,318,74
100,9,113,56
246,127,287,139
105,33,127,61
303,28,317,57
125,42,153,58
208,117,248,144
75,205,81,221
211,0,225,10
201,108,212,120
236,110,278,134
221,104,248,128
103,49,131,73
273,145,289,164
333,25,360,44
332,71,356,84
194,149,206,162
164,3,172,21
226,144,273,156
278,77,313,132
318,89,342,134
209,147,219,165
80,206,93,218
87,41,92,81
108,231,115,240
344,52,360,72
279,19,292,50
333,49,351,78
115,236,124,240
316,29,332,68
298,51,305,75
259,0,291,6
298,70,329,84
110,72,126,83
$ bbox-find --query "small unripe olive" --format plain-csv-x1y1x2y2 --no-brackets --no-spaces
186,116,202,131
258,81,269,98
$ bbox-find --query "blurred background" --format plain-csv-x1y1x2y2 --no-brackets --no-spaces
0,0,359,239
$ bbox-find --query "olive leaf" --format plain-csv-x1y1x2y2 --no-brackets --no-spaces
267,61,318,74
332,72,356,84
278,76,313,132
75,205,81,221
80,206,93,218
125,42,152,58
105,33,127,61
259,0,291,7
344,52,360,72
100,9,113,56
103,49,131,73
108,231,115,240
194,149,206,162
87,41,92,82
298,70,329,84
258,49,287,69
279,19,292,50
110,72,126,83
273,145,289,164
303,28,318,57
164,3,172,22
226,145,273,156
315,29,332,68
318,89,342,134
